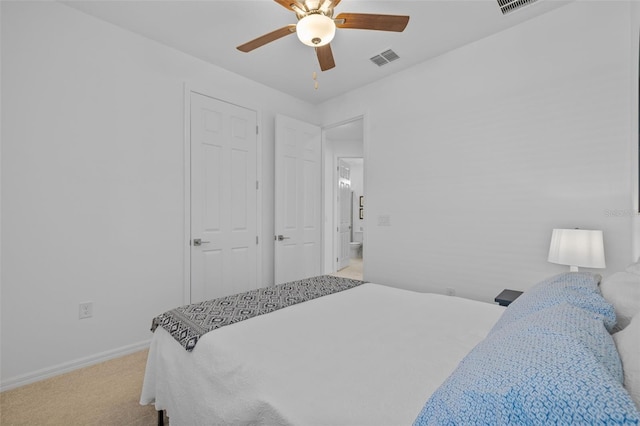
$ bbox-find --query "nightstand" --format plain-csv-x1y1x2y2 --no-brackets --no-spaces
494,289,523,307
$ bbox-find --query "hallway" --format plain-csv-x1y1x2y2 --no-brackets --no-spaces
331,258,363,281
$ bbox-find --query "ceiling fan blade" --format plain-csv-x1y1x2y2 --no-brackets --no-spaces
335,13,410,32
236,25,297,53
316,44,335,71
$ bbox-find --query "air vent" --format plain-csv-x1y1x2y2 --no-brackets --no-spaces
370,49,400,67
497,0,538,14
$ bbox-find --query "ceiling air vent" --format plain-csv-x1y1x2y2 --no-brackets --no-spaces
497,0,538,14
370,49,400,67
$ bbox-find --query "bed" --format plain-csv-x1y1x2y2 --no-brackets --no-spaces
140,272,640,425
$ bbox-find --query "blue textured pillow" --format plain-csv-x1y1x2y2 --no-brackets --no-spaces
414,304,640,425
490,272,617,333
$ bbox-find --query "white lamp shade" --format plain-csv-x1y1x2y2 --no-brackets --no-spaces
296,14,335,47
548,229,606,270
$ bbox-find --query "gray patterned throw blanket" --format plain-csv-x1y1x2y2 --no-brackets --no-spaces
151,275,365,351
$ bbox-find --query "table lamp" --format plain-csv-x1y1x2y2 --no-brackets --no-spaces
547,228,606,272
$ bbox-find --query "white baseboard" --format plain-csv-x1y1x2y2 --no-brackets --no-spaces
0,340,151,392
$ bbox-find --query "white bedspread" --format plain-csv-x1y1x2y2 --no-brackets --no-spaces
140,283,504,425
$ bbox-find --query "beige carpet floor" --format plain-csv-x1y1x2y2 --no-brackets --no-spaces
331,257,363,281
0,349,164,426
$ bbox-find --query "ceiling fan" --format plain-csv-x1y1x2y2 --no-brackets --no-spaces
236,0,410,71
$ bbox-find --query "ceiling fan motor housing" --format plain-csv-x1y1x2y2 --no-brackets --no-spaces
291,1,335,20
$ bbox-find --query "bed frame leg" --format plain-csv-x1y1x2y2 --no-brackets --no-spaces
157,410,164,426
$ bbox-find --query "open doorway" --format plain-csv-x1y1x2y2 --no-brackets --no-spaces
322,118,364,281
335,157,363,280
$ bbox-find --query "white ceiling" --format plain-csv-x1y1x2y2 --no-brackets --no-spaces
62,0,571,105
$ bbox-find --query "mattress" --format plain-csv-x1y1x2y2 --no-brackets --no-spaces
140,283,505,425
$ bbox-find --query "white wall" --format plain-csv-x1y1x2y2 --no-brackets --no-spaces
320,1,638,302
0,1,317,388
632,0,640,262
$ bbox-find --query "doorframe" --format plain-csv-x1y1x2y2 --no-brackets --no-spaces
321,113,368,276
182,82,263,304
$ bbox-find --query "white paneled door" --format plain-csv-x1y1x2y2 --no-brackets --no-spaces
190,92,258,303
338,159,351,270
274,115,322,285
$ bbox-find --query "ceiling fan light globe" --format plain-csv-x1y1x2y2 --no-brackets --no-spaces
296,14,335,47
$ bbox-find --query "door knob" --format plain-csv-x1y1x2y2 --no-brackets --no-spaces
193,238,210,246
276,235,290,241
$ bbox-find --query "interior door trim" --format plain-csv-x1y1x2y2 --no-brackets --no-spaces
182,82,191,305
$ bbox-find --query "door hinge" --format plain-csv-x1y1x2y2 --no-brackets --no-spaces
256,180,259,190
256,125,259,135
336,257,339,262
256,236,259,245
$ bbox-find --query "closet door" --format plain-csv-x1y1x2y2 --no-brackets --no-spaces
190,92,258,303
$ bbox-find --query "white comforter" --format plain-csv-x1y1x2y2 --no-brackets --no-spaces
140,283,504,425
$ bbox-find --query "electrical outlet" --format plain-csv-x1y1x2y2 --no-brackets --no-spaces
79,302,93,319
446,288,456,296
